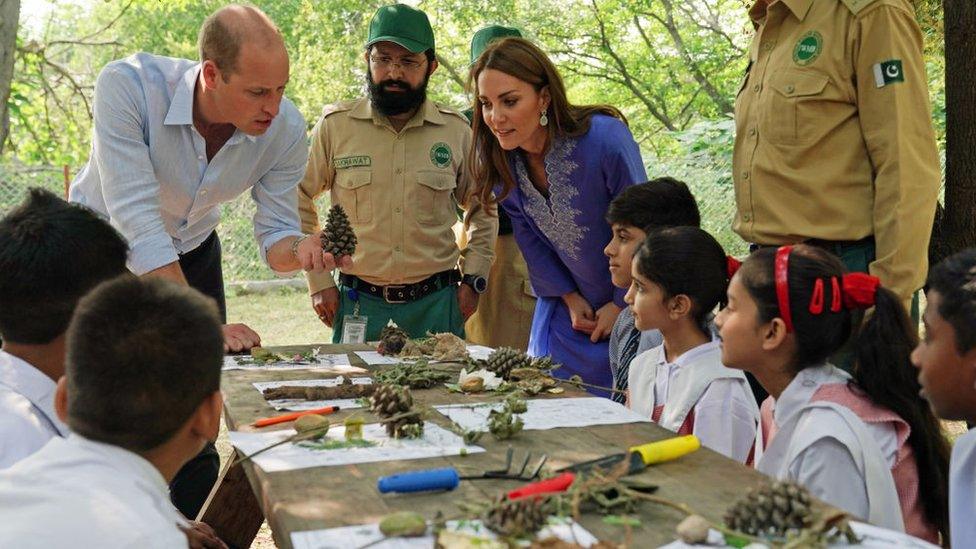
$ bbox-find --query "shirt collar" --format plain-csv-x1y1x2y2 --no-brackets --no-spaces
164,64,199,127
69,434,172,498
749,0,813,24
0,350,69,436
772,363,851,427
163,64,256,144
656,340,721,369
351,97,446,128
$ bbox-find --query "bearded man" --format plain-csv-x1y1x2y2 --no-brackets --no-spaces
299,4,497,342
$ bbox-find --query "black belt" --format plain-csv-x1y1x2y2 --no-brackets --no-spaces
749,236,874,254
339,270,461,304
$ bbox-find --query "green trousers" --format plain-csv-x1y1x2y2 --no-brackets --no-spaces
331,284,465,343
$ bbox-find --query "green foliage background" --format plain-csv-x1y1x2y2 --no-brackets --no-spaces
4,0,946,279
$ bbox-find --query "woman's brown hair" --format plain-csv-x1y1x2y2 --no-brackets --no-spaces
467,37,626,205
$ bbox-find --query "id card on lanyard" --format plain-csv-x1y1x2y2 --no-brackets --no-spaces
341,288,368,344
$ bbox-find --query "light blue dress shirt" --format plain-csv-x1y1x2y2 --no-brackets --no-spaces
69,53,308,275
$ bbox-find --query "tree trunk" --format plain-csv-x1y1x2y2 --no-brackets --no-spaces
0,0,20,155
941,0,976,255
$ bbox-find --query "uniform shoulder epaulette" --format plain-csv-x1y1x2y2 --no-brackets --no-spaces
839,0,884,15
320,100,356,119
436,104,471,124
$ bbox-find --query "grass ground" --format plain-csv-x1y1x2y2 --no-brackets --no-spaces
218,286,969,547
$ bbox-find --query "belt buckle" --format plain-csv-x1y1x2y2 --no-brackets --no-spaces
383,285,408,304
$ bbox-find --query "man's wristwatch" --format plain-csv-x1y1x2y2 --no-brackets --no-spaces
461,274,488,294
291,235,309,258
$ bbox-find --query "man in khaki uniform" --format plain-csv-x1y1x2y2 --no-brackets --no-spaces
461,25,536,351
733,0,941,313
299,4,497,342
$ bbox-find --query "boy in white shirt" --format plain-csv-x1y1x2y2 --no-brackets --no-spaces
0,276,226,548
912,248,976,548
0,188,128,468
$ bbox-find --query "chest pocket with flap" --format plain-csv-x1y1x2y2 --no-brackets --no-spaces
334,169,372,223
763,70,830,145
412,170,457,226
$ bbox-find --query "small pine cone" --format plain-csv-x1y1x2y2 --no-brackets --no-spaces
723,480,813,539
370,384,413,417
485,347,532,380
321,205,357,258
484,496,549,538
391,415,424,439
377,326,408,356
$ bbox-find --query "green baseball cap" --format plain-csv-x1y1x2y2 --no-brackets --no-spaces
470,25,522,64
366,4,435,54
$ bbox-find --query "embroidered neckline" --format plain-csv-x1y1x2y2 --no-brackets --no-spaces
513,138,588,260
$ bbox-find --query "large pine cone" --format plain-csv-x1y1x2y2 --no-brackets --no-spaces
369,384,413,416
484,496,549,537
485,347,532,380
321,204,357,258
724,480,813,538
377,324,409,356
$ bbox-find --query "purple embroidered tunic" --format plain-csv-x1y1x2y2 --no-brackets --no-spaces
499,114,647,394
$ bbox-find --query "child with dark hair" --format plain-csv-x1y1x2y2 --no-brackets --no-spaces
0,277,225,547
912,248,976,547
716,245,949,541
603,177,700,403
624,226,758,463
0,188,128,468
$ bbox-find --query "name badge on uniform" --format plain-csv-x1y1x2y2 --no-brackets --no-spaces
334,156,372,169
341,315,368,344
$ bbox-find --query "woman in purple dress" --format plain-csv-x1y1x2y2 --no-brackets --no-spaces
468,38,646,394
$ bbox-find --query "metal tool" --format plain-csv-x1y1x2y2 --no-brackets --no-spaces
557,434,701,477
377,447,547,494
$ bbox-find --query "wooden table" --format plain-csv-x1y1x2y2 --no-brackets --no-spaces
217,343,772,548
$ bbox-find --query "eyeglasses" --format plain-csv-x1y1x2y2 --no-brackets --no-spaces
369,55,425,72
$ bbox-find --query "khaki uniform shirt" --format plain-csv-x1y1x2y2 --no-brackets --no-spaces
733,0,941,303
300,97,497,294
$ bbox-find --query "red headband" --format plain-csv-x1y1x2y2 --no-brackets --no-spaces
775,246,795,332
775,246,881,332
727,256,742,279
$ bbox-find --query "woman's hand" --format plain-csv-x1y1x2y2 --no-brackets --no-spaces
562,291,596,335
590,302,622,343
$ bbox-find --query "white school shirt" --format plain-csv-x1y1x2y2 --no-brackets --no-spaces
757,364,901,529
627,341,759,463
950,428,976,547
0,434,189,548
0,350,69,468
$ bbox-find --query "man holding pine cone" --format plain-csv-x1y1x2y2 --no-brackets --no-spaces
299,4,497,343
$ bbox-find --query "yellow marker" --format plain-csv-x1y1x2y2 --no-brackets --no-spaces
629,435,701,465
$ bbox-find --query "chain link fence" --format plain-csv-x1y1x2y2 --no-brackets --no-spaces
0,160,741,283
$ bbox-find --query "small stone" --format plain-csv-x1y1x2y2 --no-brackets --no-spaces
460,377,485,393
379,511,427,537
676,514,711,544
294,414,329,435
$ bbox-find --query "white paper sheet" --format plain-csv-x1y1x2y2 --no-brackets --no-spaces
223,353,366,372
252,377,373,411
657,520,939,548
291,516,598,549
228,422,484,473
435,397,649,432
465,345,495,361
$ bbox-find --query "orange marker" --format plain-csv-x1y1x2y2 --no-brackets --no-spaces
253,405,340,428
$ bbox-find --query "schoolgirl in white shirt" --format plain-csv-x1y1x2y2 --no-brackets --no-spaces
624,226,758,463
715,245,949,543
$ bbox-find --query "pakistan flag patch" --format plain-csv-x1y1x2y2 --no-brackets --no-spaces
873,60,904,88
793,31,823,66
430,142,452,168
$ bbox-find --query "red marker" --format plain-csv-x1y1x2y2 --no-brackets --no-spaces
253,405,339,428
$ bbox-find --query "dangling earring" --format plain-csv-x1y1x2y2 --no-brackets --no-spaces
540,110,549,127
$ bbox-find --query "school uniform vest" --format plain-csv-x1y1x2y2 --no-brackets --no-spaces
759,382,936,541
